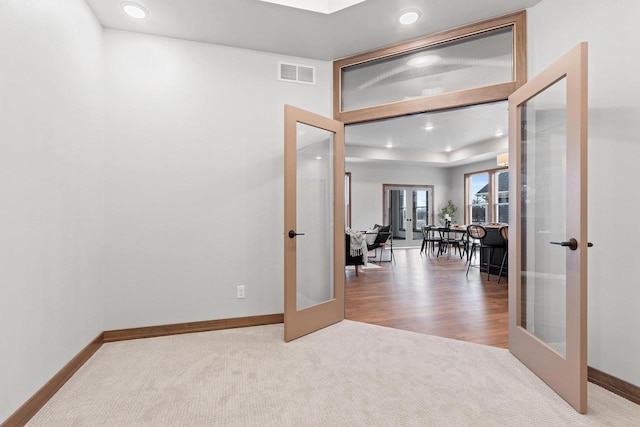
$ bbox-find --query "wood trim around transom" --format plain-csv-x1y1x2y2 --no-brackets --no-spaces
333,11,526,124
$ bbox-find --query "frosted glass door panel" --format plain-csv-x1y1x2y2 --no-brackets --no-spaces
296,123,334,311
520,78,567,356
342,27,513,111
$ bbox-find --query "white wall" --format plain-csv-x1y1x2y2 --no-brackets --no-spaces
103,30,332,329
346,162,449,234
0,0,105,421
528,0,640,386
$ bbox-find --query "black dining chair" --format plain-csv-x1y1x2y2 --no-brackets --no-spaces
497,226,509,283
420,225,442,257
438,226,465,258
466,224,507,281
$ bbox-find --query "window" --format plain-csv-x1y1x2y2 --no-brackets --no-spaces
465,168,508,224
495,170,509,223
413,190,428,231
469,173,489,223
333,12,526,124
399,191,406,231
345,172,351,228
341,27,514,112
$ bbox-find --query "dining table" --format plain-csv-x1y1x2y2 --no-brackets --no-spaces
433,225,467,258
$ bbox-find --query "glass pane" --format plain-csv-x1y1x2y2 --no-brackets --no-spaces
342,27,513,111
413,190,428,239
469,173,489,223
521,78,567,356
413,190,426,229
389,189,406,240
296,123,334,311
496,170,509,223
345,173,351,228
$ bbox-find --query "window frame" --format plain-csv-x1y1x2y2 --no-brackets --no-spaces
464,167,509,224
333,11,527,124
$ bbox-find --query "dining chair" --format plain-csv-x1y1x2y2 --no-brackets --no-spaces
420,225,442,257
438,226,465,258
466,224,487,276
466,224,507,281
497,225,509,283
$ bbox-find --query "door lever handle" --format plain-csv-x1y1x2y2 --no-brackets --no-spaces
288,230,305,238
550,238,578,251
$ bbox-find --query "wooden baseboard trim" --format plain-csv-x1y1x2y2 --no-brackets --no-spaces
103,313,284,342
1,332,104,427
588,366,640,406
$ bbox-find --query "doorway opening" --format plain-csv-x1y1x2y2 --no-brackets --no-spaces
383,184,434,247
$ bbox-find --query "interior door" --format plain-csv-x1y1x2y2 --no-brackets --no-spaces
384,185,434,246
508,43,588,413
284,105,345,342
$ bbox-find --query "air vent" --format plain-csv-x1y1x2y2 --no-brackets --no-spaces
278,62,316,85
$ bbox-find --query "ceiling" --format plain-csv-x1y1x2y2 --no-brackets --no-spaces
345,101,508,167
84,0,541,61
85,0,541,167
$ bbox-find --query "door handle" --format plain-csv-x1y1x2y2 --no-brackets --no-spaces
288,230,305,238
550,238,578,250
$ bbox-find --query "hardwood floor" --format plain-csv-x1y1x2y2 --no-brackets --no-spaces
345,246,509,349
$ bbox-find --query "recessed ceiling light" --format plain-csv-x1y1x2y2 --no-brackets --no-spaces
386,142,393,148
315,155,323,160
398,9,421,25
445,146,452,152
407,55,441,68
424,123,434,131
121,2,148,19
495,129,505,137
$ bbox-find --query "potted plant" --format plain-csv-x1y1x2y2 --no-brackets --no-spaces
438,200,458,226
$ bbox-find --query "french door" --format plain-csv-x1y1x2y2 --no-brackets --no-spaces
508,43,588,413
283,105,345,342
383,184,434,246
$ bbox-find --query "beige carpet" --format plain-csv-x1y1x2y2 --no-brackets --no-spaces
27,321,639,426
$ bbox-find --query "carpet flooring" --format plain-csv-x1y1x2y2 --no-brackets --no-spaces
27,321,640,426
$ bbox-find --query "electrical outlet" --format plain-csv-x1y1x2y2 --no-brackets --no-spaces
236,285,245,299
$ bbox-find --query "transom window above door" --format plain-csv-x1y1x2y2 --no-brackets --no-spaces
333,12,526,124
